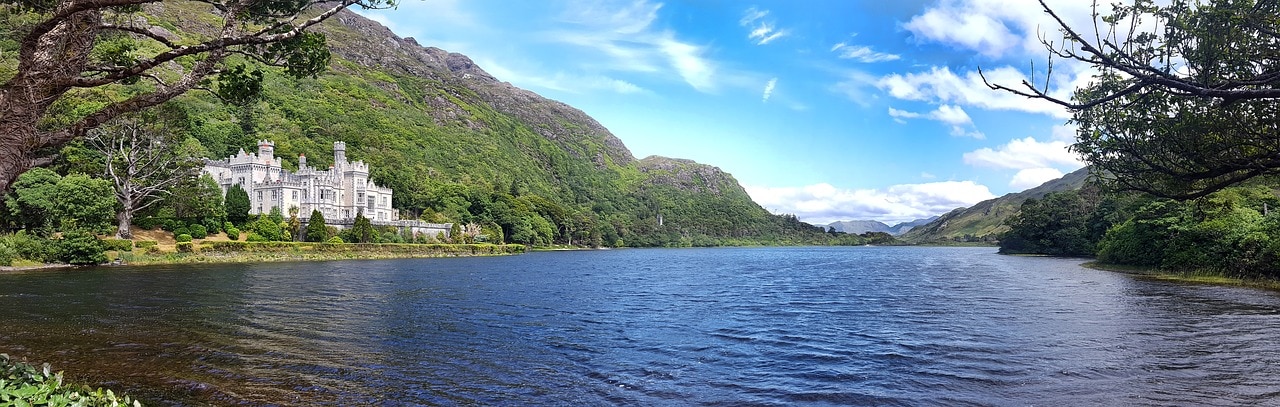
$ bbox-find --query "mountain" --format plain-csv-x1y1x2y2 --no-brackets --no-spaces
889,217,939,235
827,217,938,236
99,5,842,246
828,220,893,235
901,167,1093,244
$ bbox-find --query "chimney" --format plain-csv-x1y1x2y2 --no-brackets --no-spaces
299,153,307,169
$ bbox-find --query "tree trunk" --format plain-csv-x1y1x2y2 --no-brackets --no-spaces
116,209,133,240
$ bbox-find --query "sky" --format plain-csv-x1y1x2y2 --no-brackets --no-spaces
356,0,1102,225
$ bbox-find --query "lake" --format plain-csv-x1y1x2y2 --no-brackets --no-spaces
2,246,1279,405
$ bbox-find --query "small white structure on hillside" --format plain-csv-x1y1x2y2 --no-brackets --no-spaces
203,140,450,238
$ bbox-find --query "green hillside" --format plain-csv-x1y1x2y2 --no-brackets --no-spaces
902,167,1092,243
19,5,848,247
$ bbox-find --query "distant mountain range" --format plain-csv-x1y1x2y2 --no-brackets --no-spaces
827,217,939,236
901,167,1093,244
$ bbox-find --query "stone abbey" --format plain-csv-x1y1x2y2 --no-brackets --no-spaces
203,140,450,238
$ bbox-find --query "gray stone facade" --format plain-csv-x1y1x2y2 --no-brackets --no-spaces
203,141,450,239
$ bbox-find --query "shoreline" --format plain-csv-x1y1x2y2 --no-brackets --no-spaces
1,242,527,273
1080,261,1280,291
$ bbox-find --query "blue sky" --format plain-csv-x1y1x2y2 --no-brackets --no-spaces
358,0,1098,224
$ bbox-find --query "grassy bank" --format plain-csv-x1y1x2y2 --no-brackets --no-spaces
1081,261,1280,291
113,241,525,266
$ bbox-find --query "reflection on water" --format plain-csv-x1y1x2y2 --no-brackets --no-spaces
2,247,1280,405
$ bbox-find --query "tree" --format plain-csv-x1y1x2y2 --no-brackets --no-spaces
0,0,394,193
305,209,327,242
88,115,200,238
988,0,1280,199
287,206,301,241
225,185,251,225
4,168,61,231
450,222,462,244
349,209,374,243
50,174,116,234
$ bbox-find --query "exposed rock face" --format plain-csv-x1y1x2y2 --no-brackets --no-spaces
637,156,743,196
319,10,635,166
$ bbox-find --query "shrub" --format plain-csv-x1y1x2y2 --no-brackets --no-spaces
135,240,158,249
188,224,208,239
327,236,344,244
134,216,160,230
224,221,235,232
226,227,241,240
57,230,106,265
175,234,193,243
172,226,189,238
0,354,141,407
245,232,268,242
0,239,16,266
176,242,193,252
101,239,134,251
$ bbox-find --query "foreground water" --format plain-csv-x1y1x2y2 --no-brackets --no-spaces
2,247,1280,405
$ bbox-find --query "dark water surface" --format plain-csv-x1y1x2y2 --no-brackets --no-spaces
2,246,1280,406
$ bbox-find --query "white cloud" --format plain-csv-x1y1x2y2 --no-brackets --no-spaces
1009,168,1065,189
550,0,718,92
741,6,790,45
831,42,901,63
831,69,880,106
762,77,777,102
903,0,1100,59
963,136,1085,170
746,180,996,225
887,104,983,139
877,65,1083,119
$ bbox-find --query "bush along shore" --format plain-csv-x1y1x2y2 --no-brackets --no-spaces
0,354,141,406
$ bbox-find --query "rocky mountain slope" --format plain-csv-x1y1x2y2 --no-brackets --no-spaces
902,167,1093,243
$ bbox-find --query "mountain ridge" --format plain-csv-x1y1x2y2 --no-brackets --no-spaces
901,167,1093,243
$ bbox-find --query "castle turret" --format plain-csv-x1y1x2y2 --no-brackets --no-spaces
299,153,307,169
334,141,347,165
258,140,275,161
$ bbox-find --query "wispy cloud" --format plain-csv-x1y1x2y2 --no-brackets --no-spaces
481,58,646,94
888,104,984,139
740,6,790,45
831,42,900,63
746,181,997,225
548,0,718,92
762,77,777,102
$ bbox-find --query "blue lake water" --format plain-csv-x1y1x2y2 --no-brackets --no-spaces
2,246,1280,405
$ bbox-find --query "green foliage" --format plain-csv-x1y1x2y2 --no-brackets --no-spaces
188,224,207,239
225,185,251,225
267,206,284,225
245,232,268,242
172,226,190,237
175,234,193,243
135,240,157,249
57,230,106,265
4,167,60,231
304,210,328,242
176,242,193,252
1000,189,1101,256
225,226,241,240
101,239,134,251
327,236,344,244
0,354,142,407
348,210,374,243
247,216,284,241
170,173,225,230
450,222,463,244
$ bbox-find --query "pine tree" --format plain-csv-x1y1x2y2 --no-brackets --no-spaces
351,209,375,243
225,185,251,225
305,210,328,243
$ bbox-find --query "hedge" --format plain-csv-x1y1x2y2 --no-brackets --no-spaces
199,241,525,255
